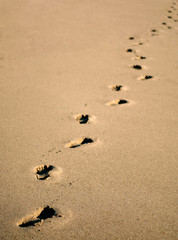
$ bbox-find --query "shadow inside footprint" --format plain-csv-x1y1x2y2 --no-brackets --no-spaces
66,137,94,148
126,48,133,52
36,206,56,220
17,206,60,227
168,16,172,18
144,75,153,79
81,138,94,144
132,65,142,70
162,22,167,25
76,114,89,124
118,99,128,104
129,37,134,40
34,165,53,180
111,85,123,91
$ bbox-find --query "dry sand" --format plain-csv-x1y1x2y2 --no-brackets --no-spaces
0,0,178,239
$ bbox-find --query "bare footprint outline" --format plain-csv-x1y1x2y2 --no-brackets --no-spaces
66,137,95,148
75,114,89,124
17,206,61,227
34,165,54,180
138,75,153,81
106,99,129,106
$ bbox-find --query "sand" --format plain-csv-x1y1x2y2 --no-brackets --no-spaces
0,0,178,239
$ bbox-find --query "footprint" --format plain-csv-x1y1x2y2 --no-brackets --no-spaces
129,37,134,40
131,42,143,46
134,56,146,60
126,48,133,52
66,137,94,148
110,85,123,91
34,165,53,180
150,29,159,36
131,64,142,70
75,114,89,124
168,16,172,18
167,26,172,29
162,22,167,25
168,10,172,13
138,75,153,80
107,99,128,106
17,206,61,227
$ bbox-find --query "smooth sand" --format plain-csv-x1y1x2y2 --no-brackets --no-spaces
0,0,178,239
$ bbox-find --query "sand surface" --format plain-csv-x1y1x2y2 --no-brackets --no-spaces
0,0,178,239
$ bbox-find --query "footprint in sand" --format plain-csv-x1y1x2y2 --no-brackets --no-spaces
131,42,143,46
168,15,172,18
168,10,172,13
138,75,153,80
66,137,94,148
131,64,142,70
107,99,129,106
109,85,123,91
34,165,54,180
134,56,146,60
126,48,134,52
75,114,89,124
151,29,159,36
17,205,61,227
128,37,135,40
162,22,167,25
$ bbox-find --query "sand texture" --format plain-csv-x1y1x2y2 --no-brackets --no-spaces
0,0,178,239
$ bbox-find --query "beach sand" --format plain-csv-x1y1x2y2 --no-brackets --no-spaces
0,0,177,239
